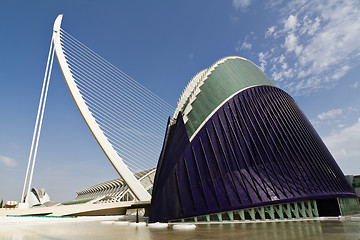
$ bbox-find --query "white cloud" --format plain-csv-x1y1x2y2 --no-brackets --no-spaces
258,52,267,71
235,34,254,52
278,54,285,63
317,108,343,120
283,15,298,32
292,77,322,93
300,16,321,36
323,119,360,174
312,105,359,131
260,0,360,95
265,26,276,38
284,33,302,55
240,41,252,50
352,82,359,88
232,0,251,9
282,68,294,78
297,1,360,74
0,155,17,167
332,65,350,80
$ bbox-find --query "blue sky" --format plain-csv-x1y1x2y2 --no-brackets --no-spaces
1,0,359,203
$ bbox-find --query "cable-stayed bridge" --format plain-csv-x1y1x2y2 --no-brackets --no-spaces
20,14,174,207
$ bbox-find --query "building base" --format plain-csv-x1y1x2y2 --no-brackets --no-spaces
168,198,360,223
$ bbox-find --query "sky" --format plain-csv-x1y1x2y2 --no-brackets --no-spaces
0,0,359,203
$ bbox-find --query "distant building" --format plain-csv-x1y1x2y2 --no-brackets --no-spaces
26,188,54,207
346,175,360,197
67,168,155,205
4,201,17,209
150,56,359,223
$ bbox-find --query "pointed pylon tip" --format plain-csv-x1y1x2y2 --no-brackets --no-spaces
53,14,63,33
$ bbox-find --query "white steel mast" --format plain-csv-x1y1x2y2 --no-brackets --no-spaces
20,18,57,208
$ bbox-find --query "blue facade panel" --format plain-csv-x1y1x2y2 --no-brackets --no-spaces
150,86,356,222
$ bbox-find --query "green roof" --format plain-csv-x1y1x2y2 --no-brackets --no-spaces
179,57,276,138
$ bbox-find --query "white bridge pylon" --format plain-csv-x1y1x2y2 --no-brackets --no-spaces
22,14,175,204
53,15,151,201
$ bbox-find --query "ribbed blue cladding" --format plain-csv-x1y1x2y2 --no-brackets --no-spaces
149,85,356,223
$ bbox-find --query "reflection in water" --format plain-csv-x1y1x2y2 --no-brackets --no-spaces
0,220,359,240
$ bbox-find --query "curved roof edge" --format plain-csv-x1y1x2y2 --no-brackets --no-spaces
172,56,245,121
172,56,277,138
172,69,206,120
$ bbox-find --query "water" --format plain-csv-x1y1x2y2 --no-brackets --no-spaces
1,220,360,240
